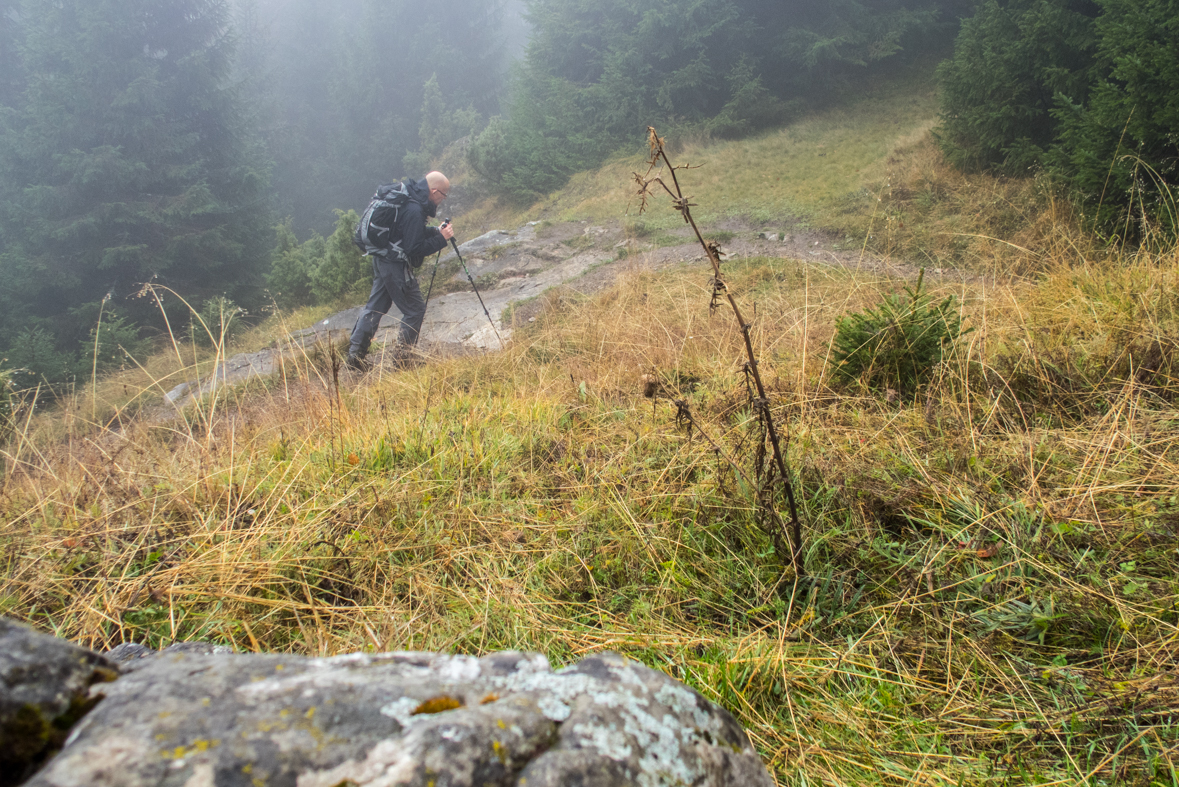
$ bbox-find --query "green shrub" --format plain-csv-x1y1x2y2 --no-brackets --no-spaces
86,311,150,373
0,307,146,389
268,211,363,309
828,269,966,396
310,210,368,304
192,296,245,348
266,219,318,308
4,327,74,388
468,115,511,186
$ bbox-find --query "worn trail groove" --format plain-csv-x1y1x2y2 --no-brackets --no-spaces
166,217,929,406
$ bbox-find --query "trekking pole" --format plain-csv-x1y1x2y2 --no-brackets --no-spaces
444,219,505,349
413,248,444,350
414,220,453,350
423,241,445,309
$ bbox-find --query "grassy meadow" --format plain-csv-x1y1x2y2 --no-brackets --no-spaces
3,71,1179,786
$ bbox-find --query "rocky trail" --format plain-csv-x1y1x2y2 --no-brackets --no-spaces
165,215,921,407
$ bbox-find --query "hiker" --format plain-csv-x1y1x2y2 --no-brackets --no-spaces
346,171,455,370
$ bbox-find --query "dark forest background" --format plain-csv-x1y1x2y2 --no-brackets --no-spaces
1,0,1175,389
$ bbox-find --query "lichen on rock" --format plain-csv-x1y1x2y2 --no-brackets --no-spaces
8,621,772,787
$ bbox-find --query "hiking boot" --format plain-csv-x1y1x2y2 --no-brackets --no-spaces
392,347,425,370
344,352,370,373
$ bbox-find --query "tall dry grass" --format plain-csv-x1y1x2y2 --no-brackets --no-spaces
3,226,1178,783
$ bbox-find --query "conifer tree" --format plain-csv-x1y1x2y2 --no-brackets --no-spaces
476,0,952,201
0,0,21,110
1049,0,1179,238
0,0,272,368
0,0,24,350
309,211,366,305
937,0,1099,174
938,0,1177,238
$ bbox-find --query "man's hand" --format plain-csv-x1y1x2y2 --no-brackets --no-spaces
440,222,455,241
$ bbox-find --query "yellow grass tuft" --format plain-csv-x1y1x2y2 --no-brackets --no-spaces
4,235,1178,784
4,69,1179,784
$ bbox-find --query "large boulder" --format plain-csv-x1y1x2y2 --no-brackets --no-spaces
26,646,773,787
0,619,118,786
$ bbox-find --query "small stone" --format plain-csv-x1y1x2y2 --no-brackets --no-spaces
163,383,191,405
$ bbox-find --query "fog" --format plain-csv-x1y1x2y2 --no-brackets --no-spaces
231,0,528,236
0,0,969,386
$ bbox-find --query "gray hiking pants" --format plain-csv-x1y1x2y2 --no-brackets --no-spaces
349,255,426,356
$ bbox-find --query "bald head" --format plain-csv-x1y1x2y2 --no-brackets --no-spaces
425,171,450,206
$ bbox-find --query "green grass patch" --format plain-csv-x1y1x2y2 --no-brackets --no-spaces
6,246,1179,784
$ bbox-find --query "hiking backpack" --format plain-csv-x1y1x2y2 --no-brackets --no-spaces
352,181,412,256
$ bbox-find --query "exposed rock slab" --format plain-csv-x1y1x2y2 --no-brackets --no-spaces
163,214,930,405
27,648,772,787
0,619,117,786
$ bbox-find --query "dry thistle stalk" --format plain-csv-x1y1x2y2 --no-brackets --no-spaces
635,127,804,575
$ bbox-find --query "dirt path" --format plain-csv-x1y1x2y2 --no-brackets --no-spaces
164,216,936,406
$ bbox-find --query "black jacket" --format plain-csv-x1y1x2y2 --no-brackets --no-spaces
381,178,447,268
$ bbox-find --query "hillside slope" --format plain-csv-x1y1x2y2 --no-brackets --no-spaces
3,69,1178,786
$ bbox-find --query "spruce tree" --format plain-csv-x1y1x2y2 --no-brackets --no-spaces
936,0,1100,174
1049,0,1179,239
266,219,317,309
0,0,271,368
0,0,24,353
0,0,21,110
938,0,1177,239
309,211,366,305
478,0,952,201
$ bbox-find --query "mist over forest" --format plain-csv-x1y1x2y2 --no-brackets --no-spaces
1,0,1175,391
0,0,532,387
